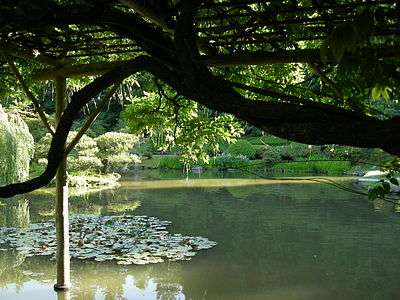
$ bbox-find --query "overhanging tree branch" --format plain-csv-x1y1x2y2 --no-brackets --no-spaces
7,58,56,135
0,41,70,67
200,47,400,66
118,0,172,33
170,0,400,155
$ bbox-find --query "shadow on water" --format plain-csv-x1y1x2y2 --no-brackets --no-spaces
1,170,400,299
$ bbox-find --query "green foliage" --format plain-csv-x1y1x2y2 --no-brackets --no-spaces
246,135,289,146
33,133,51,161
134,139,157,158
95,132,139,157
323,146,394,165
95,132,140,172
29,162,45,178
271,158,351,175
24,116,52,142
159,155,184,170
0,199,30,228
279,143,313,160
259,145,282,163
35,131,102,170
321,10,374,62
211,154,251,170
367,158,400,200
123,92,243,167
68,156,103,172
103,154,141,173
0,106,34,185
226,140,256,159
371,86,392,101
35,131,140,174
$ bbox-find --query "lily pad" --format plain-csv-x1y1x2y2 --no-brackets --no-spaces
0,214,217,265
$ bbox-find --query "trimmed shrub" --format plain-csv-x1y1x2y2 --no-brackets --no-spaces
260,145,281,163
35,132,103,173
68,156,103,172
71,133,99,157
103,153,141,172
96,132,140,172
35,131,99,160
35,131,140,174
279,143,311,160
211,154,250,170
227,140,257,159
95,132,139,157
271,156,351,175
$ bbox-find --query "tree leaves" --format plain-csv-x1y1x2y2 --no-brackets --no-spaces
371,86,392,101
321,10,375,63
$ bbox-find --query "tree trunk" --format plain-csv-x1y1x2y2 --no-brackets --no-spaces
54,77,71,291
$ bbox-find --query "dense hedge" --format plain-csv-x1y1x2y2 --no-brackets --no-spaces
227,140,257,159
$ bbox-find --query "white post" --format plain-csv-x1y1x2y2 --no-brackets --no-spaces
54,76,71,291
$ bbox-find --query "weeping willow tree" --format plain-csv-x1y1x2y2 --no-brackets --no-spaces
0,105,34,186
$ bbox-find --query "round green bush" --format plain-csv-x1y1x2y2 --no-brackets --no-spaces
68,156,103,172
103,153,141,173
227,140,256,159
95,132,139,157
260,145,281,163
279,143,311,160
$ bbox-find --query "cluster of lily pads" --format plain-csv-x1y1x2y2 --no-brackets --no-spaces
0,215,217,265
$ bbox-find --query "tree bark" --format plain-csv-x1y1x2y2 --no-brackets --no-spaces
53,76,71,291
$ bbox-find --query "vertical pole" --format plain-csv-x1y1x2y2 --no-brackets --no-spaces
54,76,71,291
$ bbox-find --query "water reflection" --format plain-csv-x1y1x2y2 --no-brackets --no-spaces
0,198,30,228
1,171,400,299
57,291,71,300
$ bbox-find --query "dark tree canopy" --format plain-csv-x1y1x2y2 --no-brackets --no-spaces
0,0,399,197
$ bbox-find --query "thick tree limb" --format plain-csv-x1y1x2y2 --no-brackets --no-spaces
32,61,130,80
118,0,172,33
200,47,400,66
1,1,400,199
0,41,67,67
171,0,400,155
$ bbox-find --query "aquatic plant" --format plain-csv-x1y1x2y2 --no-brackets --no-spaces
0,215,217,265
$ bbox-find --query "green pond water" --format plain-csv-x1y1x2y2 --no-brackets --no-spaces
1,170,400,300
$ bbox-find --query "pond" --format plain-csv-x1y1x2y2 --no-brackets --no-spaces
1,170,400,300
